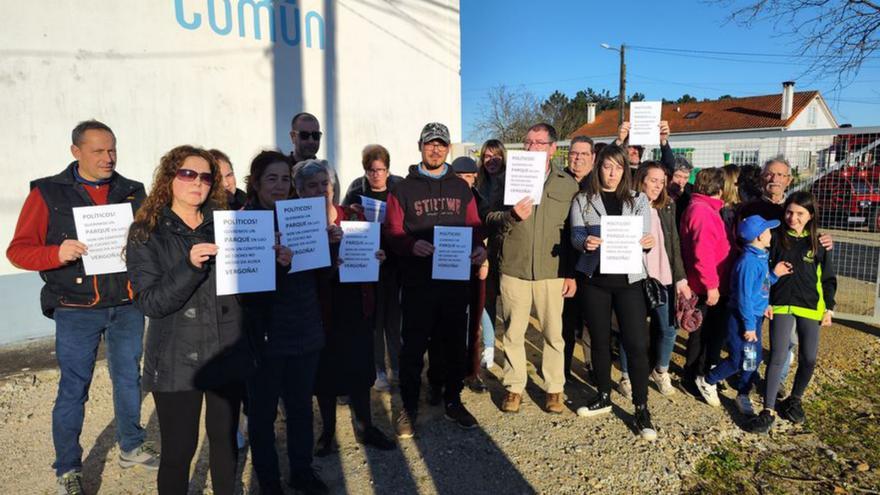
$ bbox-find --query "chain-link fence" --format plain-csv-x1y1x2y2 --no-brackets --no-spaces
494,126,880,323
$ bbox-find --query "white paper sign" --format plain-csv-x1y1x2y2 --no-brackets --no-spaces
359,195,386,223
599,216,643,275
72,203,133,275
432,226,472,281
276,197,331,273
504,150,546,205
629,101,662,146
214,210,276,295
338,221,380,283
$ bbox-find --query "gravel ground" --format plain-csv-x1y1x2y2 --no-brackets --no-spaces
1,317,877,495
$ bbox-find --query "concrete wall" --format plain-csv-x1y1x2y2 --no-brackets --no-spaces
0,0,461,344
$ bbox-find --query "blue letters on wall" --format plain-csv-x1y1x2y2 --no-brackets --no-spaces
174,0,325,49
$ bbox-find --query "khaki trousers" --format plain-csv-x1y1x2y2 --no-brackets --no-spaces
500,274,566,394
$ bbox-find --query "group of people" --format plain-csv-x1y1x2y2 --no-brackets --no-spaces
6,114,837,495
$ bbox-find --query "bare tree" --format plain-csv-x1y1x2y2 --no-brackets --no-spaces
716,0,880,86
472,85,542,143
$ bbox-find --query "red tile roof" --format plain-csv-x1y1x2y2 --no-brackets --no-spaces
569,91,822,139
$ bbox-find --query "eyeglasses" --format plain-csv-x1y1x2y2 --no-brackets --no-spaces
366,168,388,175
294,130,323,141
175,168,215,185
763,172,791,179
524,140,552,147
423,142,449,150
569,151,592,158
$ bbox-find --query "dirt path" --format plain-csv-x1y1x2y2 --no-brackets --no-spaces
1,318,877,494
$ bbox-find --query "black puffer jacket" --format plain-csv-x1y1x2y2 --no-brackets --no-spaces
126,206,246,392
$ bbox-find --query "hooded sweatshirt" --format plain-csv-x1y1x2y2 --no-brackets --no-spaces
729,244,779,332
680,193,734,296
384,164,483,286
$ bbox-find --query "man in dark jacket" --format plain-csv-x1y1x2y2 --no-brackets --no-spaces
289,112,341,202
6,120,157,494
383,122,486,438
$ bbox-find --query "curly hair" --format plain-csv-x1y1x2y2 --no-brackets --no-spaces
130,145,226,243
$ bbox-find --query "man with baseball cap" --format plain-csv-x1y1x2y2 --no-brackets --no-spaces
383,122,486,438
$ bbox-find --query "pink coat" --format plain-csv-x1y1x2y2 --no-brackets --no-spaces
679,194,734,296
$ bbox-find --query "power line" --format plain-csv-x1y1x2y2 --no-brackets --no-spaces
628,44,880,60
461,73,617,94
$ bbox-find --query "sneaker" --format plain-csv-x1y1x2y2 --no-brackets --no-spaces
118,441,160,470
695,376,721,407
748,409,775,434
617,377,633,400
466,374,488,393
358,426,396,451
577,392,612,418
314,432,336,457
650,369,676,396
396,410,415,439
426,384,443,406
735,394,755,416
57,470,84,495
634,404,657,441
501,392,522,413
288,468,328,495
481,347,495,369
444,401,478,429
779,397,806,424
545,392,564,414
373,370,391,393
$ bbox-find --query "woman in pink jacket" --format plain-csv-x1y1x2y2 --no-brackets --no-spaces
679,167,735,391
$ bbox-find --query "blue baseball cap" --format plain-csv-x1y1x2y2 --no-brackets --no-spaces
738,215,780,242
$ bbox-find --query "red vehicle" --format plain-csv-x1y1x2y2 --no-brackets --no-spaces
812,166,880,231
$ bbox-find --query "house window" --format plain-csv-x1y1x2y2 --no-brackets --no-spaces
684,111,702,119
729,150,759,166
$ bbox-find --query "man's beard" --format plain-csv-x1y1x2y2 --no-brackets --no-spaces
423,161,443,170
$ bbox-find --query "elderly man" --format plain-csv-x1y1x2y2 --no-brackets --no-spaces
495,123,579,414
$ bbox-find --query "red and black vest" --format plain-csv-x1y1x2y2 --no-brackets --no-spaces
31,162,146,317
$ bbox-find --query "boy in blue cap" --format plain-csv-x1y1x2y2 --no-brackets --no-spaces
695,215,792,422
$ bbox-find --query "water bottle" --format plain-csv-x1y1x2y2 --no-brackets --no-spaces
742,342,758,372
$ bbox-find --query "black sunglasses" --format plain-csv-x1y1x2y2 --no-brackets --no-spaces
175,168,215,185
295,130,323,141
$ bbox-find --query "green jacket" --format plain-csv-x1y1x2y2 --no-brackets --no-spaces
492,168,579,281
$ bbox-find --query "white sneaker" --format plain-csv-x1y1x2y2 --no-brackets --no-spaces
650,369,676,396
119,441,160,470
695,376,721,407
617,377,632,400
373,370,391,392
735,394,755,416
481,347,495,369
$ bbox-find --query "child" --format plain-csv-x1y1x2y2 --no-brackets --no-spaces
695,215,792,420
750,191,836,433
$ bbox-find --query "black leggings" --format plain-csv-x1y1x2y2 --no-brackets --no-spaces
152,383,242,495
684,297,728,379
580,281,649,406
317,386,372,435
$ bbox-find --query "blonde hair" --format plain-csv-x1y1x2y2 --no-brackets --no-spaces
721,164,741,206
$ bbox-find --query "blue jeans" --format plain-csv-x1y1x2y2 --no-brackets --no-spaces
247,351,321,485
707,313,762,394
619,285,676,374
481,308,495,349
52,305,145,476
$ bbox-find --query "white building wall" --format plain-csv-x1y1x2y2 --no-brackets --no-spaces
0,0,461,343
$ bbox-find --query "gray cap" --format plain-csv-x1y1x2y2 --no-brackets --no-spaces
451,156,478,174
420,122,450,145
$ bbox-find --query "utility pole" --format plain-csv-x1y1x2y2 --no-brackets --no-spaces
601,43,627,125
618,44,626,126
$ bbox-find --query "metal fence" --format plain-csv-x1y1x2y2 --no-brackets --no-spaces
491,126,880,323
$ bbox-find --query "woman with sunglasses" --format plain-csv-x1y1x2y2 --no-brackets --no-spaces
126,146,254,494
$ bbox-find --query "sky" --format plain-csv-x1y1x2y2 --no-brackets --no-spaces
460,0,880,142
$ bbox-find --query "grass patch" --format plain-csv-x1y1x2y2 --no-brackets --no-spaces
685,362,880,494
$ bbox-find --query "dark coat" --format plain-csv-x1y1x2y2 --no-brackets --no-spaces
657,201,687,283
126,206,247,393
